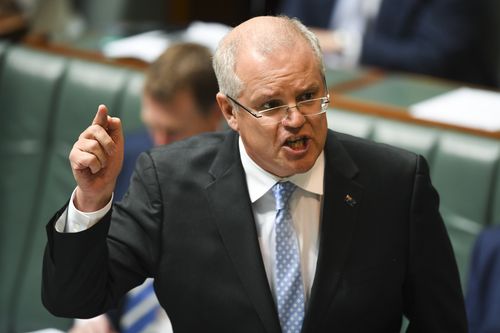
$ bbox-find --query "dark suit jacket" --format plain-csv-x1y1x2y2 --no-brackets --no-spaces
42,130,466,332
466,226,500,333
107,130,154,330
280,0,492,85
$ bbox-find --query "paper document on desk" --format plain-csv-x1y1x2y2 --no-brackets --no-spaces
102,30,171,62
102,21,231,63
182,21,232,52
409,87,500,132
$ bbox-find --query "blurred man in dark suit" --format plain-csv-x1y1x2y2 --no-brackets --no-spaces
280,0,493,85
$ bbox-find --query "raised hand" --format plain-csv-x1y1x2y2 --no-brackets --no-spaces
69,105,124,212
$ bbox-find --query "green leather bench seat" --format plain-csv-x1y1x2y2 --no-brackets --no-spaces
0,46,68,332
0,41,145,332
371,119,439,164
431,133,500,288
431,133,500,227
13,58,138,333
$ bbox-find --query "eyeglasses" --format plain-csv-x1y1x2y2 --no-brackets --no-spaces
226,94,330,125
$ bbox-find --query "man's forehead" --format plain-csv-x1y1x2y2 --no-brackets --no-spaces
235,40,319,78
224,17,301,55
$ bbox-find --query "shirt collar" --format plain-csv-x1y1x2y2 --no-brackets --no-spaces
239,137,325,203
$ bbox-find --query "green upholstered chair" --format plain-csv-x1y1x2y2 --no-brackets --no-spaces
371,119,439,164
33,59,130,220
119,70,146,134
0,46,68,332
11,59,130,332
327,108,375,139
431,132,500,289
432,132,500,226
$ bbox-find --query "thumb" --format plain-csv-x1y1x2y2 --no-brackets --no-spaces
92,104,109,127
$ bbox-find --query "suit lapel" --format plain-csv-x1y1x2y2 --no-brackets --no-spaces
302,132,365,333
205,131,282,333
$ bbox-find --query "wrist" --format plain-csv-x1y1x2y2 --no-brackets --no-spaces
74,187,113,212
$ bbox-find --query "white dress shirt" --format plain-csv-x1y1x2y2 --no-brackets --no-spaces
238,138,324,304
55,136,325,306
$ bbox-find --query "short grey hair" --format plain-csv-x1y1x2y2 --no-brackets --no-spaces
212,16,325,98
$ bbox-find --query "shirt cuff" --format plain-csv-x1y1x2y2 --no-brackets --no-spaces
54,188,113,233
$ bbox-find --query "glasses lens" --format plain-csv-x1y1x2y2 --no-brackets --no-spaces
298,98,327,115
256,97,329,125
259,106,289,124
321,98,329,110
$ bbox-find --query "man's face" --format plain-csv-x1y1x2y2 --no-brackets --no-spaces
142,90,218,146
222,43,328,178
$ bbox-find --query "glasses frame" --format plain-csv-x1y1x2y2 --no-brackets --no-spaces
226,94,331,121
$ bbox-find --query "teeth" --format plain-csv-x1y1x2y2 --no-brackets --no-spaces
287,137,306,149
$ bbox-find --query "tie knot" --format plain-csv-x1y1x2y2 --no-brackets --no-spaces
272,181,297,211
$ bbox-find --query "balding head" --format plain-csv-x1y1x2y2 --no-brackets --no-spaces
213,16,324,98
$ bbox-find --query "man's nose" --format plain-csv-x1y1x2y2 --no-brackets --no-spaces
282,106,306,127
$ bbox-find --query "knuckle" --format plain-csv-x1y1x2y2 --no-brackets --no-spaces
89,139,100,151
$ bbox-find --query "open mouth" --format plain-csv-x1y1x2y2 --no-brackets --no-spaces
285,136,309,150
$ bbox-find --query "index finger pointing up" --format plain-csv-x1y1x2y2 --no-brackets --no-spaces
92,104,109,128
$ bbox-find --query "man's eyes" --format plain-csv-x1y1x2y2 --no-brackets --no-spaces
259,100,283,110
298,92,315,101
258,92,317,110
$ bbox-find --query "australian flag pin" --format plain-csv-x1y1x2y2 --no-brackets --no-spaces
344,194,357,207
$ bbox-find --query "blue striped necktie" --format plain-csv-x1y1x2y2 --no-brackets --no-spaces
272,181,305,333
121,279,161,333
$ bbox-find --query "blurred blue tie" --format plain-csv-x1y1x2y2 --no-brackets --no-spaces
272,181,305,333
121,279,161,333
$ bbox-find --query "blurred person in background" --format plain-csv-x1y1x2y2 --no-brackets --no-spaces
279,0,493,86
114,41,223,201
68,41,222,333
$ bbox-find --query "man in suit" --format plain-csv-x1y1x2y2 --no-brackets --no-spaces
279,0,492,86
42,15,466,332
466,226,500,333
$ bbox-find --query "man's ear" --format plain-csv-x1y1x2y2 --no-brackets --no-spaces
216,92,239,131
